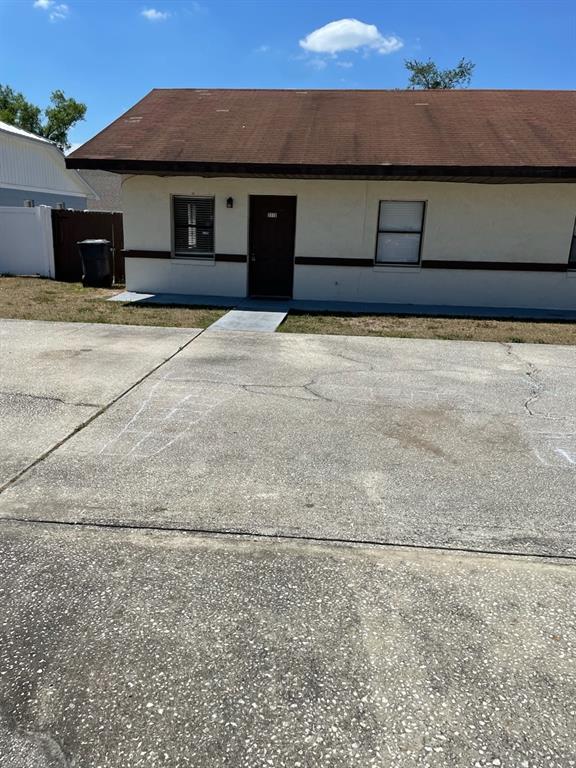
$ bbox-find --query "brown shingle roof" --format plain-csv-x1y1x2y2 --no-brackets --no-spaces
67,88,576,177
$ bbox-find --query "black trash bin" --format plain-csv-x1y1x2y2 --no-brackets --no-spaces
78,239,113,288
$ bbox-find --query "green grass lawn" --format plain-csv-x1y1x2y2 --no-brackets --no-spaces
0,277,226,328
3,277,575,344
279,311,576,345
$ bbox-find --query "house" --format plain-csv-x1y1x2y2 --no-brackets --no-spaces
67,89,576,311
0,120,96,209
77,169,122,212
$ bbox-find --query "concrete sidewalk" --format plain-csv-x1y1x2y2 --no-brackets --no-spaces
1,519,574,768
207,303,289,332
109,290,576,321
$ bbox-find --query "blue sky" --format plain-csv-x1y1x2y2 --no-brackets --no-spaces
0,0,574,149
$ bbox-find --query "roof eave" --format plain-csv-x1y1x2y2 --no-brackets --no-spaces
65,157,576,182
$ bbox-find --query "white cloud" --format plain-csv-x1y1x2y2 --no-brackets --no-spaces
182,2,207,15
299,19,403,56
336,61,353,69
141,8,170,21
307,58,327,71
33,0,69,21
255,44,270,54
50,3,68,20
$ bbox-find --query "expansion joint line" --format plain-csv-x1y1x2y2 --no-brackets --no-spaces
0,330,205,495
1,515,576,565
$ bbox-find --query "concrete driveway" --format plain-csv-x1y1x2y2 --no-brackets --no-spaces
0,319,198,487
2,325,575,556
0,319,575,767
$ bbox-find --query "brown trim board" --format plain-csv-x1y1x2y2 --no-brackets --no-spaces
421,260,568,272
296,256,568,271
123,252,569,271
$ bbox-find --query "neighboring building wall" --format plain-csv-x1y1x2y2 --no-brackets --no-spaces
0,205,55,277
0,186,86,209
0,123,93,210
78,170,122,211
122,176,576,309
0,129,92,201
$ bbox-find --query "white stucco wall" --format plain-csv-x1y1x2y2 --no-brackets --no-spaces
126,258,246,296
122,175,576,262
121,175,576,309
293,265,576,310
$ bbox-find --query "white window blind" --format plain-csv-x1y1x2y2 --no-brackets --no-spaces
173,196,215,257
376,201,425,265
377,233,422,264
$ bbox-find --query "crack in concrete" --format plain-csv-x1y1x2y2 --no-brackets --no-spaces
161,365,475,386
241,349,378,404
0,390,100,409
524,372,545,416
163,350,378,405
240,382,326,402
157,365,567,421
500,343,550,418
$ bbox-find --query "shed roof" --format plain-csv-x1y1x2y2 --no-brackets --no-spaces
0,119,53,143
66,88,576,179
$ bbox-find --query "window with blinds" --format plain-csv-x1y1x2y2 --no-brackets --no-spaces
375,201,425,265
173,196,215,257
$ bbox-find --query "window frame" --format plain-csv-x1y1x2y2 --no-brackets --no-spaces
569,216,576,268
171,194,216,260
374,200,427,267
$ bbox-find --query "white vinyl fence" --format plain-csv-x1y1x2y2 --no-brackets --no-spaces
0,205,55,277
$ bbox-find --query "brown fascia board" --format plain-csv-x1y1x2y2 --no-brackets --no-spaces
65,158,576,181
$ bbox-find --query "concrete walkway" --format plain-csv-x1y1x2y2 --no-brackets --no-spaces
108,291,240,308
207,303,289,332
108,290,576,320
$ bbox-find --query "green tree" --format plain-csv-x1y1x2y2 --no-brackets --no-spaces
405,58,475,89
0,84,86,150
0,85,42,134
42,90,86,149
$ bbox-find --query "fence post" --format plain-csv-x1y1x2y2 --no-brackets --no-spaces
37,206,56,278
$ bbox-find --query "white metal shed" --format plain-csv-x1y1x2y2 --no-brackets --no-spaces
0,120,96,209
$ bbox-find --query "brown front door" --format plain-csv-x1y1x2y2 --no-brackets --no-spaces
248,195,296,298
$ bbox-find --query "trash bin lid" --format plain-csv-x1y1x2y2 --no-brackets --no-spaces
78,239,110,244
